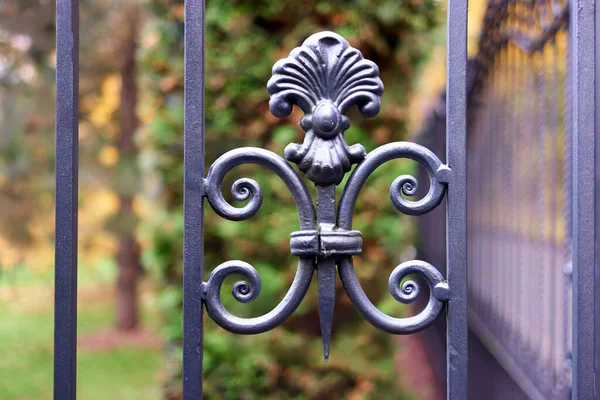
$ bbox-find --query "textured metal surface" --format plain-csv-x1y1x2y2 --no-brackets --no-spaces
570,0,596,396
267,32,383,186
54,0,79,398
315,185,337,360
182,0,205,398
466,0,574,398
48,0,599,396
446,0,469,397
290,229,363,258
202,32,451,362
595,0,600,393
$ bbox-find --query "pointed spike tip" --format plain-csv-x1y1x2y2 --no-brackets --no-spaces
323,342,330,362
317,260,335,364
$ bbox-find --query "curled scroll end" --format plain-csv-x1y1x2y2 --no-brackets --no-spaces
205,261,262,306
433,282,450,301
268,95,294,118
388,259,446,306
347,143,367,162
232,280,260,303
436,164,452,184
357,94,382,118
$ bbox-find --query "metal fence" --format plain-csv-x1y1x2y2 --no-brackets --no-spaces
53,0,596,399
55,0,468,398
418,0,597,398
467,0,572,398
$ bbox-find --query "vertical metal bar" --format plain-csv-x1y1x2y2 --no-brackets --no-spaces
548,41,561,387
446,0,468,397
316,185,336,362
596,0,600,391
563,17,575,393
491,46,501,338
536,48,551,371
487,58,497,329
570,0,596,396
54,0,79,398
538,41,547,378
513,43,522,354
557,28,571,393
182,0,205,398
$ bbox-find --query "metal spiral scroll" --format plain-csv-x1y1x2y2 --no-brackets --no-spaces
335,142,450,333
337,142,449,224
338,258,448,333
203,148,316,334
201,31,451,357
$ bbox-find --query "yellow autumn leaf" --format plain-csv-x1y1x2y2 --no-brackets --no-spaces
0,241,21,269
139,98,159,124
467,0,487,56
89,74,121,128
80,188,120,222
98,145,119,167
133,196,151,217
25,244,54,273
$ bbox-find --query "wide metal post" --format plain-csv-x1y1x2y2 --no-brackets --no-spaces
570,0,596,397
182,0,206,398
446,0,469,398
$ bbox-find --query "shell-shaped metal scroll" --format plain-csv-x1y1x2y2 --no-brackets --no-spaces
267,31,384,186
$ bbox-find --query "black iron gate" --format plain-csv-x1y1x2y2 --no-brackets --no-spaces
53,0,596,399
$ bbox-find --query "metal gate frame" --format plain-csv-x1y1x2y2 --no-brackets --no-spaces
571,0,596,397
52,0,595,399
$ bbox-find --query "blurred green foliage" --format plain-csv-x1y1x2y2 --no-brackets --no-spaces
0,275,162,400
138,1,441,398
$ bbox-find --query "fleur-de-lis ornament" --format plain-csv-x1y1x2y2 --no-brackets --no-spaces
267,32,384,186
202,31,448,363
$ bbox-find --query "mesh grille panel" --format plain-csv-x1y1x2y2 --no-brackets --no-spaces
467,0,572,397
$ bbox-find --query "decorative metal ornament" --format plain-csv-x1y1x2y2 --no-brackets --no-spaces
202,31,450,361
267,32,383,186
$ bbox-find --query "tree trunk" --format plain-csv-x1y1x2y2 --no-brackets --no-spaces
116,13,141,331
116,219,141,330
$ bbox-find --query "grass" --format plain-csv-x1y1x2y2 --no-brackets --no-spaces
0,269,163,400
